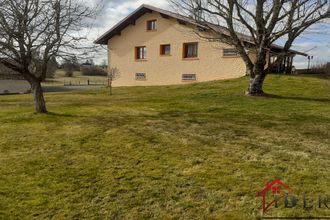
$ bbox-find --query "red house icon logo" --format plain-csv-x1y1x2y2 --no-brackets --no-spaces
257,179,292,212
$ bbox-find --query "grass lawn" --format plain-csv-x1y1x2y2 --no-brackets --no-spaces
0,74,329,219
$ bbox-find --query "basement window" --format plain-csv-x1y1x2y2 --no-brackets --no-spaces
135,73,146,80
223,48,239,57
182,74,196,81
147,20,157,31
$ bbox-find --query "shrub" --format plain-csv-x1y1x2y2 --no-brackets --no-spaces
46,57,58,79
46,71,56,79
61,56,79,77
63,62,74,77
81,66,107,76
309,62,330,74
65,71,73,77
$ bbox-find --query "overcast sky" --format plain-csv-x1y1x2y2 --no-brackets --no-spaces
90,0,330,69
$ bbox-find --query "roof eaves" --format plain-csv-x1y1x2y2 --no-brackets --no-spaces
94,4,308,57
271,44,308,56
94,4,148,44
94,4,209,45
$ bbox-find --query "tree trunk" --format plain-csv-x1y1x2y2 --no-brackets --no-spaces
31,81,47,113
246,49,267,96
109,80,112,95
245,66,253,76
247,71,267,96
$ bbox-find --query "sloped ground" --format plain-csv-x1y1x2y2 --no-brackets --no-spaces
0,75,329,219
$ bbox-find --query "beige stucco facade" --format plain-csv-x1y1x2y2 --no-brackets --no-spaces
108,11,249,87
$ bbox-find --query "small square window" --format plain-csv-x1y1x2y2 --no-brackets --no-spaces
160,44,171,56
182,74,196,81
135,46,147,60
183,43,198,58
136,73,146,80
223,48,239,57
147,20,157,31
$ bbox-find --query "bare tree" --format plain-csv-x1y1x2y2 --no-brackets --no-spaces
108,67,120,95
171,0,330,95
0,0,98,112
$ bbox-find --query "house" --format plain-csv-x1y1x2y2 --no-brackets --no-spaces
0,63,30,95
0,80,31,95
95,4,307,86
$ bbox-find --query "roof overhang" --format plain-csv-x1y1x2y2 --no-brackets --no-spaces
94,4,308,57
270,44,308,57
94,5,152,45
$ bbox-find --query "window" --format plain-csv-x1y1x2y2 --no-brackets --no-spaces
182,74,196,81
160,44,171,56
136,73,146,80
223,48,239,57
135,46,147,60
183,43,198,58
147,20,157,31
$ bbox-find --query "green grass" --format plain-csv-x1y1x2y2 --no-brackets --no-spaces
0,74,329,219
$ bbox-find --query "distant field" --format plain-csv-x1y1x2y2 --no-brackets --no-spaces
44,70,108,86
0,75,329,219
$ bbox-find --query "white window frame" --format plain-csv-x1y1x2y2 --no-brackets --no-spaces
147,20,157,31
135,46,147,60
